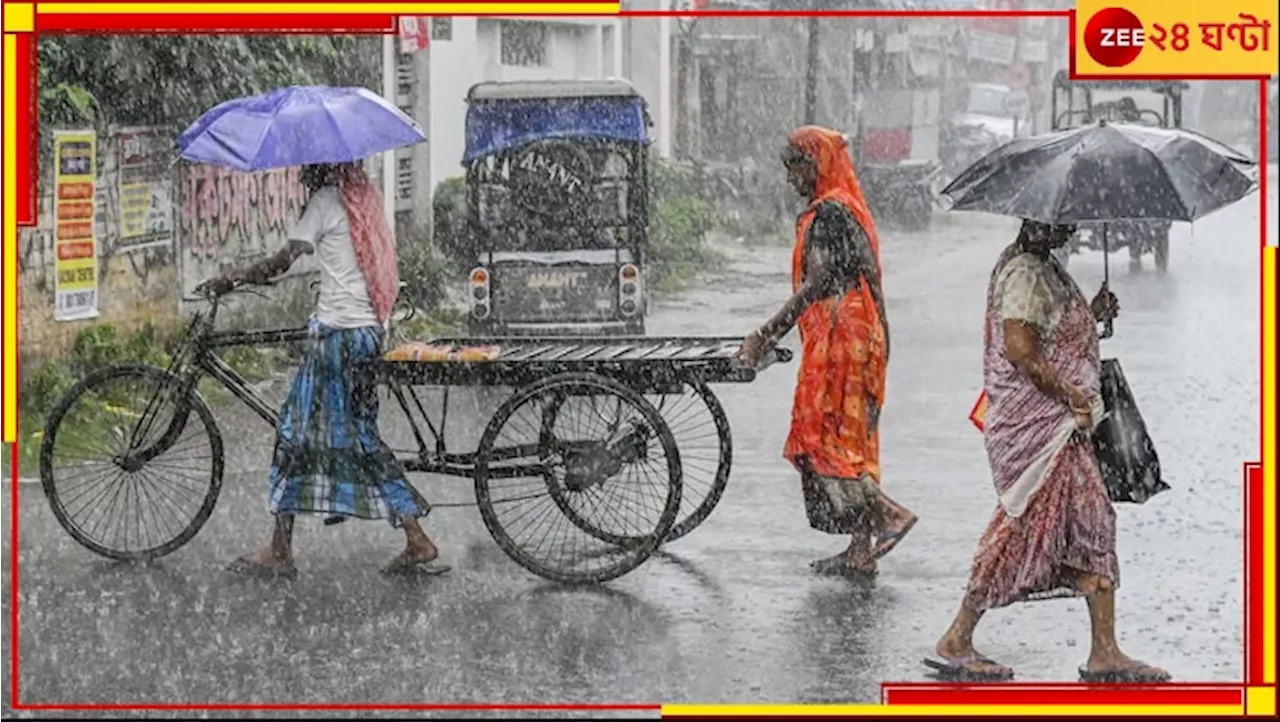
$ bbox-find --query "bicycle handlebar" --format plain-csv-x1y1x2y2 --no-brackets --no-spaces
182,278,276,305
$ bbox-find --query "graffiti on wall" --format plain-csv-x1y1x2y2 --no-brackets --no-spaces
178,164,314,296
181,165,307,258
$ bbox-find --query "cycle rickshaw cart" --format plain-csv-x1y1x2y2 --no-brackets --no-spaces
38,286,791,584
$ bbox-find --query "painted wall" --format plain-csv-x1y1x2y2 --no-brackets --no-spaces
19,130,181,364
19,128,318,367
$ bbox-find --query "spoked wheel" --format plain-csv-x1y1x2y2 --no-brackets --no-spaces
39,364,224,562
642,381,731,542
541,380,730,544
474,373,682,584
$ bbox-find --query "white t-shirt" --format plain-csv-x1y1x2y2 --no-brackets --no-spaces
288,186,379,329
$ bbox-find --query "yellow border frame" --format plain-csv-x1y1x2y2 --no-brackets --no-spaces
0,3,1275,718
37,3,624,17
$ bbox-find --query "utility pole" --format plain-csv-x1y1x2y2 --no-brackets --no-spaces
804,13,820,125
658,0,674,158
381,33,398,235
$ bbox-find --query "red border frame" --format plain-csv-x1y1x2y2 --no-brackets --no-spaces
3,2,1274,714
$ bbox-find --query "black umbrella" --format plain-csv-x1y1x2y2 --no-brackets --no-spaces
939,121,1257,223
940,121,1258,338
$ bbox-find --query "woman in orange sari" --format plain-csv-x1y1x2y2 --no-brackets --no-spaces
738,126,917,579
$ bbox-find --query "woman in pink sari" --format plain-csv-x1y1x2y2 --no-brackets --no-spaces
927,221,1170,682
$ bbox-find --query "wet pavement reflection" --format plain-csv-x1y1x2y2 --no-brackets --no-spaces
4,175,1273,711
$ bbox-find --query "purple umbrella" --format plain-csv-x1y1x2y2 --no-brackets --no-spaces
176,85,426,172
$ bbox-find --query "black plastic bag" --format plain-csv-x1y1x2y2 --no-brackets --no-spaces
1092,358,1171,504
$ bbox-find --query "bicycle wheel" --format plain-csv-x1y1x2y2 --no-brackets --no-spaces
474,373,682,584
544,380,732,544
39,364,225,562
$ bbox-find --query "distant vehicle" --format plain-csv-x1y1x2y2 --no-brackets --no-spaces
460,79,650,336
941,82,1031,190
851,36,943,232
1049,71,1190,272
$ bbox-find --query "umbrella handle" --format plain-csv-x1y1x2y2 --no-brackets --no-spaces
1099,318,1115,340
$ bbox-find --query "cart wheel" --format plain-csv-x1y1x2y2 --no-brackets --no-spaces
474,373,682,584
39,364,224,562
645,381,731,542
542,380,731,544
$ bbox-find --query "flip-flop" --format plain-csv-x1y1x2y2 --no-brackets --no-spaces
381,555,452,577
868,516,919,563
1078,664,1172,683
922,656,1015,681
226,556,298,580
810,555,878,581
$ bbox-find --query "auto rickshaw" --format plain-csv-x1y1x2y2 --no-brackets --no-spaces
460,79,651,336
1049,71,1190,272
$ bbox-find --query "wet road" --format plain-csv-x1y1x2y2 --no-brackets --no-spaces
3,178,1274,711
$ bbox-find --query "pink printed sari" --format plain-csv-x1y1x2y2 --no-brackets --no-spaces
336,165,399,325
963,245,1119,612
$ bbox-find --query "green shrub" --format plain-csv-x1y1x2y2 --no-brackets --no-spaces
14,321,283,473
398,238,452,315
648,157,719,290
431,176,469,263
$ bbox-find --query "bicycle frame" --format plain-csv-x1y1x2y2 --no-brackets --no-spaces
125,292,549,482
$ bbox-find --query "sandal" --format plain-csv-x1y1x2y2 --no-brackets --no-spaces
922,656,1015,681
226,556,298,580
1079,663,1172,683
867,515,919,563
381,553,452,577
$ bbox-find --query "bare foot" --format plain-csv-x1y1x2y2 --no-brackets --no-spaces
853,513,917,566
383,538,450,576
227,548,297,579
247,545,292,568
810,553,877,579
402,539,439,564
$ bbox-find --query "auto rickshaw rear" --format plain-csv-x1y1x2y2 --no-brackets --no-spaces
461,79,651,336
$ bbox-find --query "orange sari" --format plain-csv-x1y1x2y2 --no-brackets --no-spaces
782,126,888,484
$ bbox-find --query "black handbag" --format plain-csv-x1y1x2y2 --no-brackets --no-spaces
1092,358,1171,504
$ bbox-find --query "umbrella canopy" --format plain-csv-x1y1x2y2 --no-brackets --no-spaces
939,122,1257,224
177,86,426,172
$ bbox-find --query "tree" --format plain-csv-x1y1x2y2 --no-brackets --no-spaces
36,35,380,171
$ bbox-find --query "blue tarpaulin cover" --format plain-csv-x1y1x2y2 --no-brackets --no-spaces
463,97,648,163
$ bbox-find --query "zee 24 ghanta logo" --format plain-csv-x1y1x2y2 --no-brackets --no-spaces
1082,5,1271,68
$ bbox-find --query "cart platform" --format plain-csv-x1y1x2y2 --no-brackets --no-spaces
367,335,792,391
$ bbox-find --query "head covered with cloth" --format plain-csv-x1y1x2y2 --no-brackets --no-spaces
738,125,917,580
781,126,882,273
299,162,401,325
